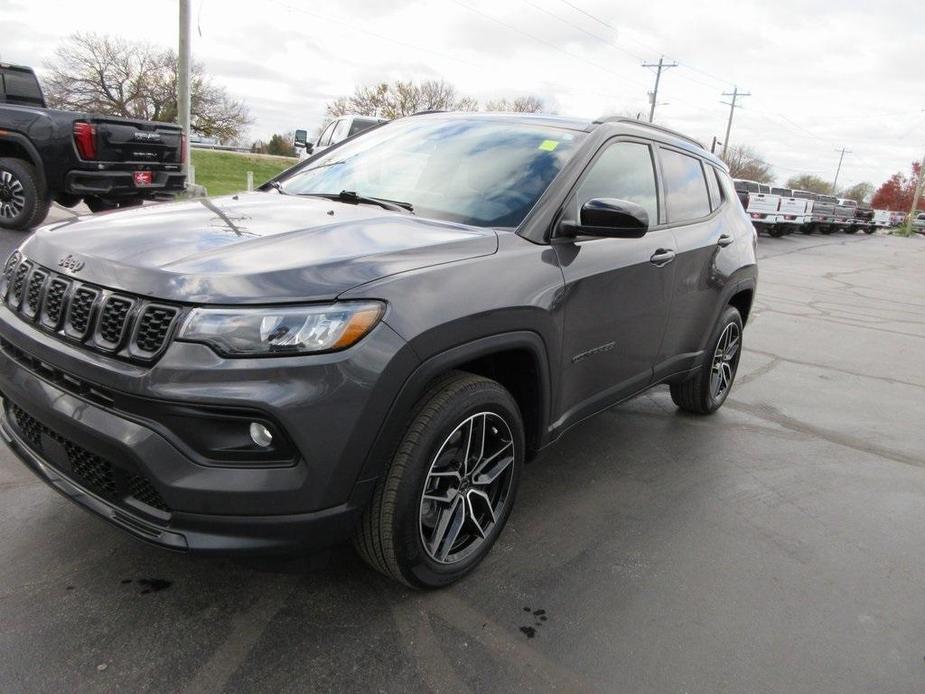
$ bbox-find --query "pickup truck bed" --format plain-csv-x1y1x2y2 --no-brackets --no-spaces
0,63,185,230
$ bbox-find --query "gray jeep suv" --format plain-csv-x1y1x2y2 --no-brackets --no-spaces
0,112,757,588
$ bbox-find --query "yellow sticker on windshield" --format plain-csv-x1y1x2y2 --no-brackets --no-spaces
538,139,559,151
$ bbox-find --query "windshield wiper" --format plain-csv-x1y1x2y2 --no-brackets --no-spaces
297,190,414,214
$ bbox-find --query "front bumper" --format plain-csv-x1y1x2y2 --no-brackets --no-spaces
0,304,416,554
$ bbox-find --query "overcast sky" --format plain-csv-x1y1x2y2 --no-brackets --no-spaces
2,0,922,188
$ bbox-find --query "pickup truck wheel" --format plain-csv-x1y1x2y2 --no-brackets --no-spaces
844,227,858,234
800,225,814,235
354,371,524,588
768,226,785,238
864,227,876,234
0,158,50,231
670,305,743,415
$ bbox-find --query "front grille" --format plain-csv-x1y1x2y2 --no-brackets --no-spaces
67,287,99,337
98,296,133,347
135,306,179,354
10,261,31,307
24,269,47,318
41,278,69,328
2,253,181,363
8,403,170,515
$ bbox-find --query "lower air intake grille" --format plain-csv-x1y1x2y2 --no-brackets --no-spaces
8,404,170,515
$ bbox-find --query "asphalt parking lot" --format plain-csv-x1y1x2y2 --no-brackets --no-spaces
1,216,924,693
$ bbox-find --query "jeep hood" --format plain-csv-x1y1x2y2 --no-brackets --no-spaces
20,193,498,303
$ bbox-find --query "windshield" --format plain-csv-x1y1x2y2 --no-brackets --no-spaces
279,117,584,227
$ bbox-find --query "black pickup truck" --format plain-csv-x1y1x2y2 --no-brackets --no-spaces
0,63,185,231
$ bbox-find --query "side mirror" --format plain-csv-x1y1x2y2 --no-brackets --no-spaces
559,198,650,239
294,129,308,148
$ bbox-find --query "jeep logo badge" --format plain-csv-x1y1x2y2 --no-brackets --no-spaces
57,255,85,273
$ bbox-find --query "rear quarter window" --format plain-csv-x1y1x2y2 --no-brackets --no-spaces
659,149,711,223
705,166,723,210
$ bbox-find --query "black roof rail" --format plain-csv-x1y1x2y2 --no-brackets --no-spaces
591,116,706,150
409,110,447,117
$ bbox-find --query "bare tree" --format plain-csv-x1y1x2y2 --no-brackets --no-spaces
43,33,251,143
484,96,548,113
838,181,874,204
722,145,773,183
326,80,479,121
784,174,833,195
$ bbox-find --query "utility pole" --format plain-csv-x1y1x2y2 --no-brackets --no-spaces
907,151,925,232
720,86,750,159
832,147,851,192
642,56,677,123
178,0,192,177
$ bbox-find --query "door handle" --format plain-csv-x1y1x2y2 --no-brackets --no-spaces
717,234,734,247
649,248,676,266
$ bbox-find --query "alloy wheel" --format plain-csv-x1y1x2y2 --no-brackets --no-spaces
0,171,26,220
419,411,515,565
710,322,740,400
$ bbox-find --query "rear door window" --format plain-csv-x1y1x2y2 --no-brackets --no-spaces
574,141,659,225
659,149,711,223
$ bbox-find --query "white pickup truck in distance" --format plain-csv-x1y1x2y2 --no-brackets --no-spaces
734,179,782,235
770,187,808,233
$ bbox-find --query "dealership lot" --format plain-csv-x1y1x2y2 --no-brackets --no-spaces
0,226,923,693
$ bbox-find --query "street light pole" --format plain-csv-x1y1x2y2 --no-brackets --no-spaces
178,0,192,177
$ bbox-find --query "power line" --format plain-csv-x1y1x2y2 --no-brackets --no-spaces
642,56,677,123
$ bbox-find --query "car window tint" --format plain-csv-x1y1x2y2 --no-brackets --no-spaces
331,119,352,144
705,166,722,210
349,118,378,137
317,122,337,146
574,142,658,224
659,149,711,223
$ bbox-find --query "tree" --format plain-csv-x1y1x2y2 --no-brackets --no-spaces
838,181,873,205
484,96,548,113
871,162,924,212
43,33,251,143
266,132,296,157
326,79,479,121
784,174,834,195
721,145,772,183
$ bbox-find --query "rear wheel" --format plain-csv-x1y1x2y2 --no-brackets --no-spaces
864,227,875,234
670,305,743,415
800,225,814,235
0,158,50,231
844,226,858,234
768,225,785,238
354,372,523,588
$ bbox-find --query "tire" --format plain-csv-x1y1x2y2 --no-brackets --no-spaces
85,197,118,214
354,371,524,589
768,226,785,238
864,227,875,235
844,227,858,234
670,305,743,415
820,226,834,235
0,158,51,231
800,225,814,235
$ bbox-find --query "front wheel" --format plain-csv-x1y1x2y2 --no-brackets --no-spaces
0,158,50,231
355,372,524,588
670,305,743,415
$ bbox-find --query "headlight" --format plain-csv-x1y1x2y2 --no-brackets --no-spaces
178,301,385,356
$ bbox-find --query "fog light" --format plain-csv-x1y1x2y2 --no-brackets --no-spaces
249,422,273,448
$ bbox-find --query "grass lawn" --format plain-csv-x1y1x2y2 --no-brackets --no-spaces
190,149,298,197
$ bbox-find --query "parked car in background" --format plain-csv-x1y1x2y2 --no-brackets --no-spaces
852,204,875,234
890,211,907,227
294,115,387,160
0,113,757,588
770,186,808,235
871,209,893,228
912,212,925,233
734,179,782,235
832,198,857,233
0,62,185,231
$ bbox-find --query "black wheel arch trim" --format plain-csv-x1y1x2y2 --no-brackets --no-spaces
0,131,47,192
353,330,552,488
